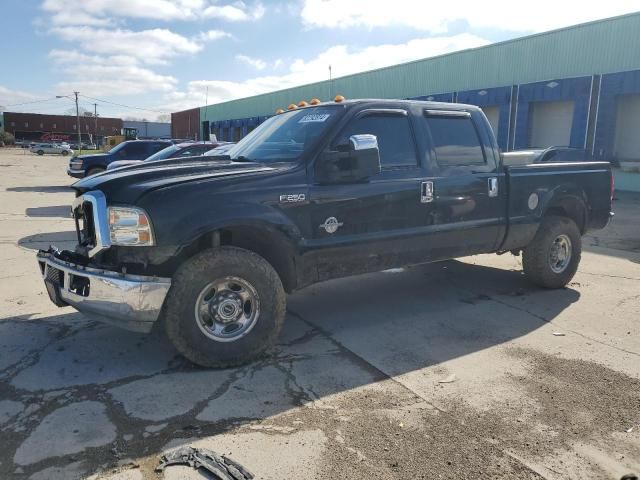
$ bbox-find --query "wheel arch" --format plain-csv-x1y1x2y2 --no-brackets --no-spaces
173,221,300,293
540,188,589,234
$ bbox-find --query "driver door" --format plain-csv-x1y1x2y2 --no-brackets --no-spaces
308,109,430,281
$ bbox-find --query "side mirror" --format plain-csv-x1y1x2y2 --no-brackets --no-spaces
316,134,381,184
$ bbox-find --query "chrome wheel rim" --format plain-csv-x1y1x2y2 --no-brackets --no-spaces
549,234,572,274
194,276,260,342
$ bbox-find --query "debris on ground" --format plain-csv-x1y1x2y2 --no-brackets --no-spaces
552,332,566,336
439,374,457,384
157,446,254,480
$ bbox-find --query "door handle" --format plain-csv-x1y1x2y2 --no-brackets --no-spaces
488,177,498,197
421,181,434,203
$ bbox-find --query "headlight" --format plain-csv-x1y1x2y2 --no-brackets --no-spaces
108,206,155,246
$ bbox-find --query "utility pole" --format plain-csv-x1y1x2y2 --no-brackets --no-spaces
74,92,81,150
328,65,333,98
93,103,98,146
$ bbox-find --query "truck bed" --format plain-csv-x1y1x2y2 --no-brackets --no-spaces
501,161,612,251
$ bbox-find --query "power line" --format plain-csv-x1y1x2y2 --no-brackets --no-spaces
78,94,170,114
4,97,60,107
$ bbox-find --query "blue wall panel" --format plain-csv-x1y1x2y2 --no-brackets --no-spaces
594,69,640,159
457,86,511,150
514,76,592,149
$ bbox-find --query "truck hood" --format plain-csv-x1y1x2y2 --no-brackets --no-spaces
71,157,280,204
76,153,110,161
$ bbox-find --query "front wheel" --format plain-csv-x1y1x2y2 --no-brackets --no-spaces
61,150,69,156
163,247,286,368
522,215,582,288
37,150,44,156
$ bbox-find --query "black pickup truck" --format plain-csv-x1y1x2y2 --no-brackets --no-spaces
37,99,613,367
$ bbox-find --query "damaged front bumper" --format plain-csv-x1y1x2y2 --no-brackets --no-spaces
36,249,171,333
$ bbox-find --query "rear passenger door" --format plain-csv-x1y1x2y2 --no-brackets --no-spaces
422,109,506,255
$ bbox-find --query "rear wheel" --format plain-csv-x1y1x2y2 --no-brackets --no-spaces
37,150,44,156
61,150,69,156
522,215,581,288
164,247,286,368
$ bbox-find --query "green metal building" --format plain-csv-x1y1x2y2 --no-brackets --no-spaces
171,11,640,188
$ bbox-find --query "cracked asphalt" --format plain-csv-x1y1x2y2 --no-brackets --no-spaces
1,148,639,479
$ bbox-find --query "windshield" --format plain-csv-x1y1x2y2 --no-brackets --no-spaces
108,142,126,154
226,105,343,162
145,144,180,162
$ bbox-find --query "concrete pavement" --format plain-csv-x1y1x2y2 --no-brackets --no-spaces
0,148,639,479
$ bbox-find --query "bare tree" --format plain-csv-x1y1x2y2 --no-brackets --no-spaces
156,114,170,123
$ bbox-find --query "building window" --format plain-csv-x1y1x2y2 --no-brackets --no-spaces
85,125,89,130
73,124,76,130
10,122,15,127
101,126,104,131
40,123,43,128
24,122,28,127
52,123,56,129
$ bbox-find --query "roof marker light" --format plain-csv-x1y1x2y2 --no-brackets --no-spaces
309,98,321,105
334,95,345,103
287,104,297,110
275,108,285,114
298,100,308,107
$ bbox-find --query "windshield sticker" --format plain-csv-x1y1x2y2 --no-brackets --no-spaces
298,114,330,123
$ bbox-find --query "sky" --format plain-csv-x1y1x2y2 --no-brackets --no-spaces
0,1,638,121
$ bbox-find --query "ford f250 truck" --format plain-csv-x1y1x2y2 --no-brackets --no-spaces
37,99,614,367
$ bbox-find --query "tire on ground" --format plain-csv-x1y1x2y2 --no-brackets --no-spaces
163,246,286,368
522,215,582,289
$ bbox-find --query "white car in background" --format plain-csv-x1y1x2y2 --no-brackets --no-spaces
30,143,74,156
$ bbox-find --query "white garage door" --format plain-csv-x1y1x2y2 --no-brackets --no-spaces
481,106,500,138
528,100,575,148
613,94,640,162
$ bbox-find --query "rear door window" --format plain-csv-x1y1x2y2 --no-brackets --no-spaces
120,142,148,158
151,142,169,154
424,114,486,166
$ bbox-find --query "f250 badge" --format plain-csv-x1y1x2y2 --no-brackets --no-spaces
319,217,343,234
279,193,306,203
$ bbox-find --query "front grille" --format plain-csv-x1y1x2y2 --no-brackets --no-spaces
46,265,64,287
74,201,97,250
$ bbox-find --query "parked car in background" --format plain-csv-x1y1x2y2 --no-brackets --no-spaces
203,142,236,158
67,139,171,178
107,141,228,170
30,143,74,156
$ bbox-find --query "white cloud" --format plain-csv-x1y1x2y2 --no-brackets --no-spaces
162,33,489,111
196,29,233,42
51,27,203,65
49,50,177,97
203,2,265,21
42,0,265,24
0,86,42,110
236,54,267,70
301,0,640,33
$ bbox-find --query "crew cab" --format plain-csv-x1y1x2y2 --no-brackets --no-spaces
37,99,613,368
67,140,171,178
